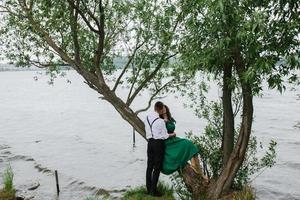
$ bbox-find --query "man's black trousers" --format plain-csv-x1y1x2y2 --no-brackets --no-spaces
146,138,165,194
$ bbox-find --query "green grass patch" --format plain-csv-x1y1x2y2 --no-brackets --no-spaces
122,182,175,200
3,166,15,192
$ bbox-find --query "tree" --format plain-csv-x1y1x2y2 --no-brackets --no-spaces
0,0,203,197
1,0,299,199
179,0,299,198
0,0,187,134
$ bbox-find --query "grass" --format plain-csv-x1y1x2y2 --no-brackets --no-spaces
84,197,102,200
0,189,16,200
232,186,255,200
0,166,16,200
122,182,175,200
221,186,255,200
3,166,14,192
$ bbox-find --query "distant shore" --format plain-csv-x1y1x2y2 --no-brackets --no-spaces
0,64,72,72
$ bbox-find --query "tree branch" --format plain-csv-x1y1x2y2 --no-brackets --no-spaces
124,43,157,100
135,79,174,114
164,52,179,61
126,13,182,106
112,41,145,92
26,59,64,68
18,0,101,91
98,0,105,57
126,51,168,106
69,0,82,65
92,0,107,88
81,0,101,29
67,0,100,34
0,5,20,16
84,80,99,92
127,67,142,102
233,94,242,117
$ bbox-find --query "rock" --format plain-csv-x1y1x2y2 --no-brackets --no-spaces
28,182,40,191
16,197,25,200
25,196,35,200
25,157,34,162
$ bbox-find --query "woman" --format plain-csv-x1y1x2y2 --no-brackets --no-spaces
160,105,202,175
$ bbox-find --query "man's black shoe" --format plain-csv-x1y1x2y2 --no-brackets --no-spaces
150,191,163,197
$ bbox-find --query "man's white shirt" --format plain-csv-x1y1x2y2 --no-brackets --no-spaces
144,112,169,140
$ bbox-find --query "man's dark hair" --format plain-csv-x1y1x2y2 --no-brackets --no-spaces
154,101,164,111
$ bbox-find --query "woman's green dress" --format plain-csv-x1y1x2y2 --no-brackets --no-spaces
162,120,199,175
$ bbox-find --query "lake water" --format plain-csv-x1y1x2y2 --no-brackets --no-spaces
0,70,299,200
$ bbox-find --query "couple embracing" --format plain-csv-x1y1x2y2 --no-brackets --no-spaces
144,101,202,197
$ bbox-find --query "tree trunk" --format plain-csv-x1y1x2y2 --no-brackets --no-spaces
97,84,146,138
208,57,254,199
181,164,208,200
222,65,235,166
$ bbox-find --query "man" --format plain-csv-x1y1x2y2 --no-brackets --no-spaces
144,101,175,196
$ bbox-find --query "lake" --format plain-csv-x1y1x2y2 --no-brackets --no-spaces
0,70,299,200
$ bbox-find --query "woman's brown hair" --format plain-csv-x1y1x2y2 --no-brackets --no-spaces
160,105,176,122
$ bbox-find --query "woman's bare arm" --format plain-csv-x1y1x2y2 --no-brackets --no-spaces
168,132,176,137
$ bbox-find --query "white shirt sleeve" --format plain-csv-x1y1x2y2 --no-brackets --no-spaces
158,119,169,140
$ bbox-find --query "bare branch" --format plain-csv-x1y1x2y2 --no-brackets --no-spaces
124,44,156,102
112,41,145,92
126,52,168,105
127,67,142,102
135,79,175,114
233,95,242,117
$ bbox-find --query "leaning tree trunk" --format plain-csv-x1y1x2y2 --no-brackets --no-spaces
208,56,254,199
101,87,146,138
